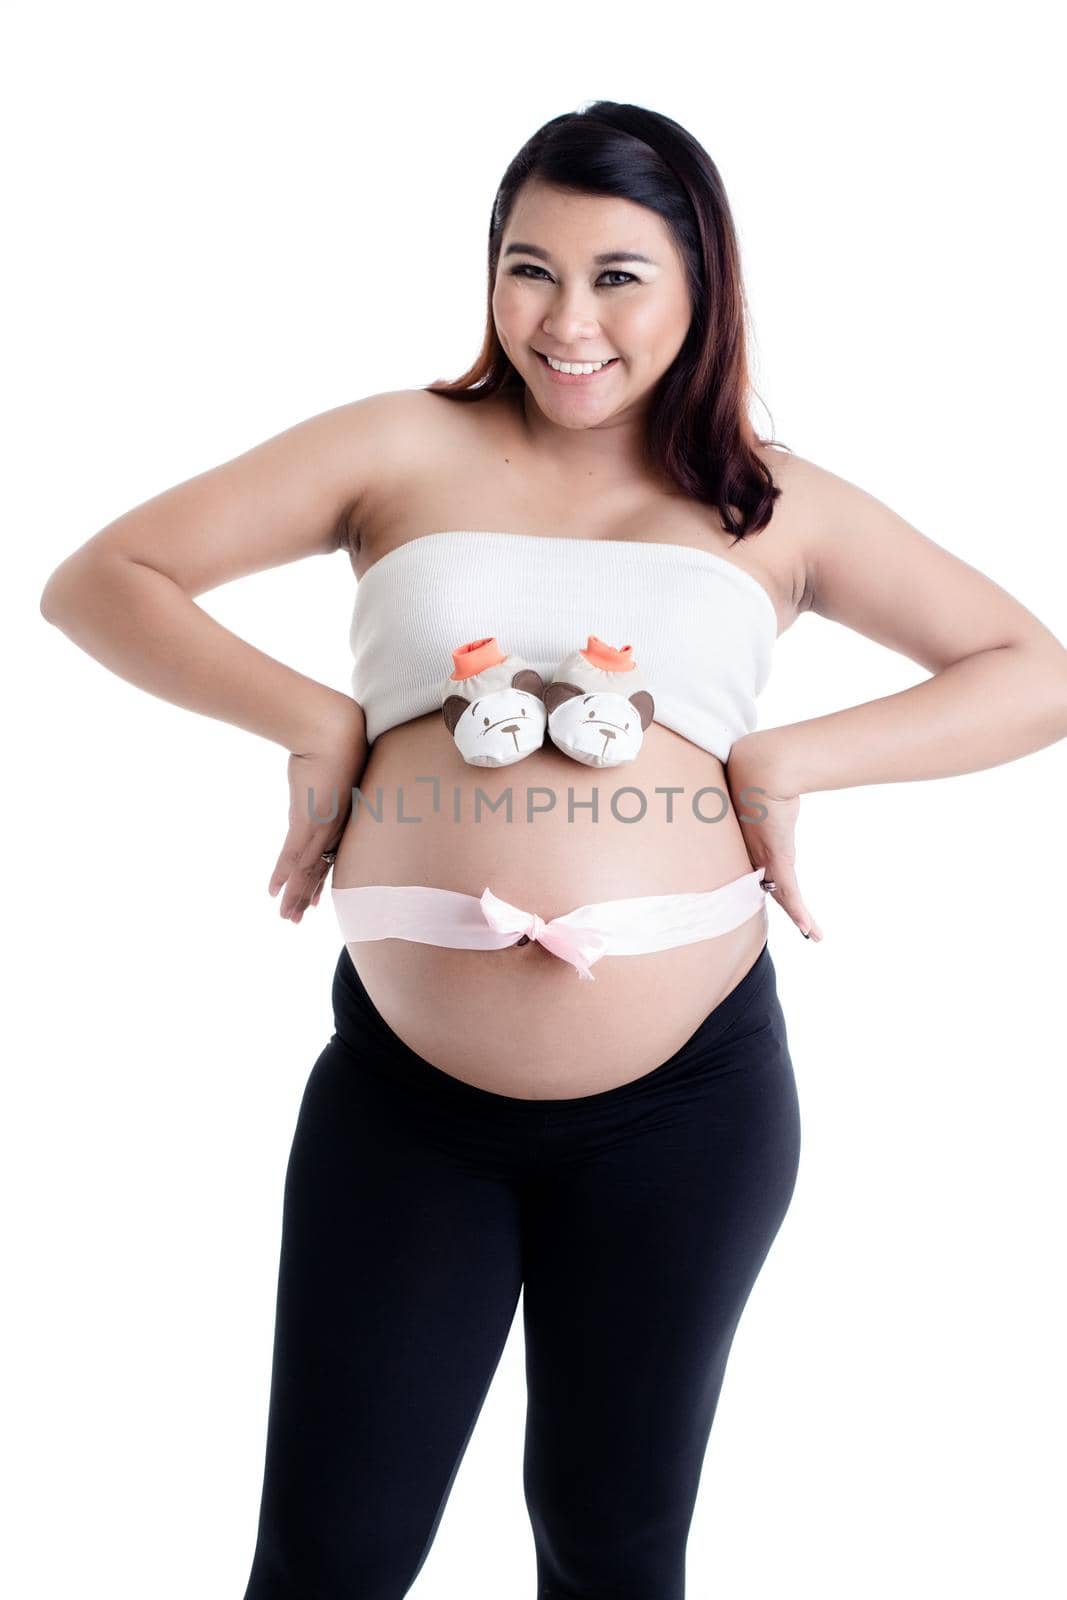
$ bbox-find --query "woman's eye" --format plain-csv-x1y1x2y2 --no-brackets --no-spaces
509,265,635,287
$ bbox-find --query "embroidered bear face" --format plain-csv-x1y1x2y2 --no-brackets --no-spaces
543,679,655,768
443,666,547,767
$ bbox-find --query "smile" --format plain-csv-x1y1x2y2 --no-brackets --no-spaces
535,350,620,383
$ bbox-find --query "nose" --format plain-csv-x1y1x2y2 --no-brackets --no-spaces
542,300,600,340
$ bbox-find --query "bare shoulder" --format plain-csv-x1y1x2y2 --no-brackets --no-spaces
747,443,832,613
758,445,926,604
345,386,508,558
337,387,457,548
750,444,898,612
753,442,841,520
358,384,468,440
345,385,451,459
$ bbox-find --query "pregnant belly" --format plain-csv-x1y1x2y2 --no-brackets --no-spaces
330,714,769,1100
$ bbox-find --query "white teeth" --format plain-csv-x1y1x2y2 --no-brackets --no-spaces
545,355,612,374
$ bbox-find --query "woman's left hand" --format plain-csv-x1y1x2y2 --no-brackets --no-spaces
725,732,824,942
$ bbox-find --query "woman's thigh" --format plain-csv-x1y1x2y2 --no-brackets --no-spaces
241,1033,526,1600
521,962,802,1600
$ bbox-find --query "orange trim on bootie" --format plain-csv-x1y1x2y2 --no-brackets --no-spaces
582,635,634,672
451,636,507,680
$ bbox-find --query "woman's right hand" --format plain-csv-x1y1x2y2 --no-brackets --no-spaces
269,699,368,923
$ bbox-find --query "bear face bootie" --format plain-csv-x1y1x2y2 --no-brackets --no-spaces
543,635,655,768
441,636,548,767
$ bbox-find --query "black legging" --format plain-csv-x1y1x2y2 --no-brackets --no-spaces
241,938,801,1600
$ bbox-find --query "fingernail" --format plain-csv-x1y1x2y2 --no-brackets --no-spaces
802,930,810,939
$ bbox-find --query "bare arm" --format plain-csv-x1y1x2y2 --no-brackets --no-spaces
39,391,411,754
735,458,1067,795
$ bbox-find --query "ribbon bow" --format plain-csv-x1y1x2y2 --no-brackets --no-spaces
478,887,607,981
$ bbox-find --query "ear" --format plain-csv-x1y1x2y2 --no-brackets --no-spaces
511,668,545,698
442,694,471,735
543,681,583,715
628,689,655,731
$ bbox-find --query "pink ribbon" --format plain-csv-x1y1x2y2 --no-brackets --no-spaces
478,887,607,981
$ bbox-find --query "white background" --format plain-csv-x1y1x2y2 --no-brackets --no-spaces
7,1,1066,1595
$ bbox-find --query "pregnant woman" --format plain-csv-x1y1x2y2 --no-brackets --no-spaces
40,103,1067,1600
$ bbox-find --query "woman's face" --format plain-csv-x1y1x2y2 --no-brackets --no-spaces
492,179,693,428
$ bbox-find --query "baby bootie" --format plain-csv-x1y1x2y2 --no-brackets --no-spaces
441,636,548,767
543,635,655,768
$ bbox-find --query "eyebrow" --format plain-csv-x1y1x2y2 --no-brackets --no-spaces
502,242,658,267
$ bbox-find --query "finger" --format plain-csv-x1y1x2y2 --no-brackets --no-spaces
294,877,328,919
795,906,824,940
269,839,304,898
281,852,336,920
281,864,320,920
275,829,341,917
271,835,318,905
766,868,823,941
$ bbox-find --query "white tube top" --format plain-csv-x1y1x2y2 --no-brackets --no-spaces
348,530,778,762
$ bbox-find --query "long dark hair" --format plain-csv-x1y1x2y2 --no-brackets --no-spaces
425,100,789,543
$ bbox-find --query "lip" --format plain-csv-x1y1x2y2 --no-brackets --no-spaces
534,350,620,384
